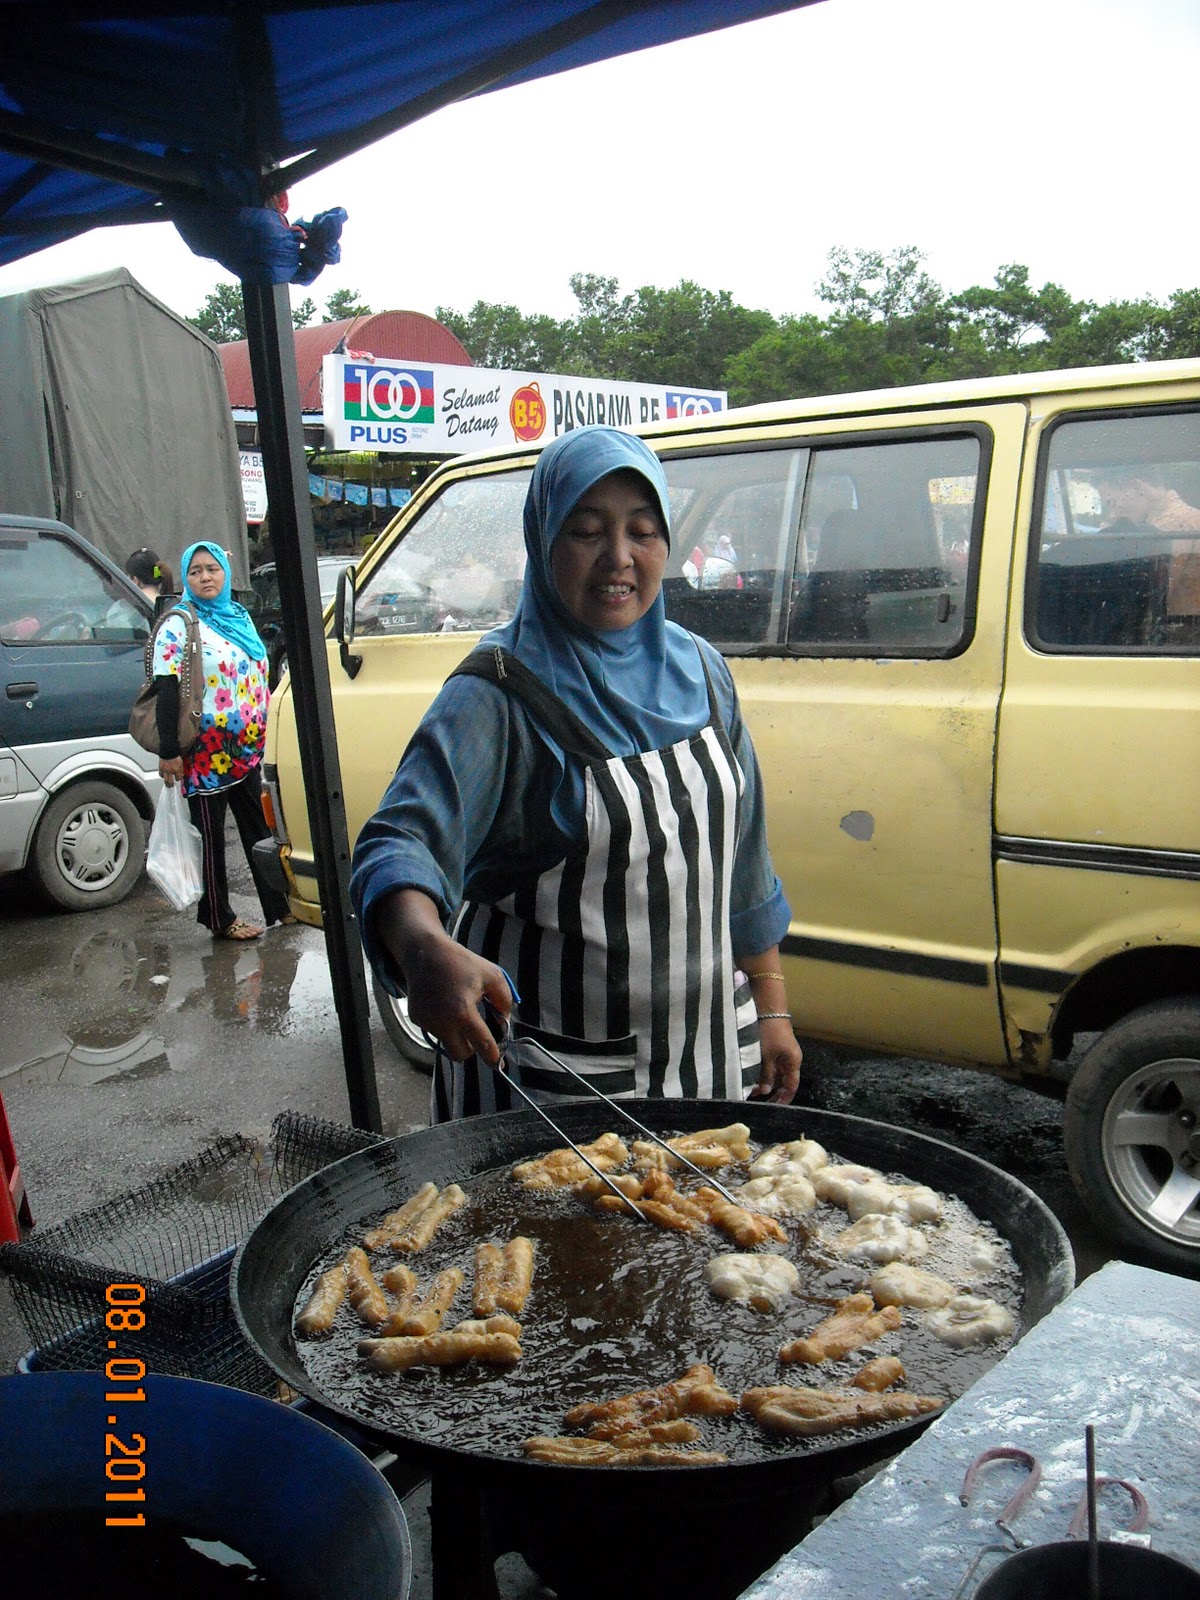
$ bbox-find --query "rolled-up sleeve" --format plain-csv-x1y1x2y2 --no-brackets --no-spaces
350,677,510,989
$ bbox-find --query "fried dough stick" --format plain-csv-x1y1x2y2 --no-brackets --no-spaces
450,1313,523,1339
592,1170,707,1231
779,1293,902,1364
391,1183,467,1253
362,1183,438,1251
565,1362,737,1439
377,1263,419,1336
741,1383,944,1438
631,1123,752,1171
523,1436,727,1466
496,1236,536,1315
344,1246,390,1328
574,1172,643,1202
696,1186,787,1247
513,1133,630,1191
473,1242,505,1316
358,1328,522,1372
391,1267,464,1337
852,1356,906,1392
294,1262,347,1337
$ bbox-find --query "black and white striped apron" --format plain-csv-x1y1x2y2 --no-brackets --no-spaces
432,648,761,1123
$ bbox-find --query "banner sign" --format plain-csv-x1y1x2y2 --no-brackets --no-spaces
322,353,726,454
239,450,268,523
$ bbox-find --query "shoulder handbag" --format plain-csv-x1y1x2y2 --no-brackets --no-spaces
128,602,204,755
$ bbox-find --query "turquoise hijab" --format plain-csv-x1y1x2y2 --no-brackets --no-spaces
485,427,708,755
181,541,267,663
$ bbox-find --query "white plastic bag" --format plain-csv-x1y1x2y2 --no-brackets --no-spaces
146,783,203,911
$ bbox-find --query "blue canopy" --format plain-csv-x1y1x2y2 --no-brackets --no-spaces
1,1,816,272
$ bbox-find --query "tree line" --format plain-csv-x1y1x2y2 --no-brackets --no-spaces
187,283,371,343
188,246,1200,406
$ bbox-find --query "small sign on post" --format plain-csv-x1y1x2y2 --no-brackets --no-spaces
239,449,268,523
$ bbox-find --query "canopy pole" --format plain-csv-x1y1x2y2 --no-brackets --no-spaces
241,280,382,1132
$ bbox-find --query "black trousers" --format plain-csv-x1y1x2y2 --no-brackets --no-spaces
186,765,290,932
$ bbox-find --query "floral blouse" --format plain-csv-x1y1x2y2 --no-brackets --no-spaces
152,611,270,798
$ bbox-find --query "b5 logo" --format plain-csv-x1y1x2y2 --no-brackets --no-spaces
510,383,547,442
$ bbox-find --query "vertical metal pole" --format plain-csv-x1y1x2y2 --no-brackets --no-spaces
241,279,382,1132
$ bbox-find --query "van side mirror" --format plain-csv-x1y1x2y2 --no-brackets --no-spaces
335,564,361,679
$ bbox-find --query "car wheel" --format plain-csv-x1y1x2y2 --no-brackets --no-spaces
1064,999,1200,1274
29,781,145,911
372,974,436,1074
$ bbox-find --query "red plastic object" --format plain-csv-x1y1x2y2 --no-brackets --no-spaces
0,1087,33,1242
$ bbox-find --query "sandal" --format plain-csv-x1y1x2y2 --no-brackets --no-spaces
216,918,263,941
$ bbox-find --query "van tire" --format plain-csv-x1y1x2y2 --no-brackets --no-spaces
372,974,436,1074
1064,999,1200,1274
29,781,145,911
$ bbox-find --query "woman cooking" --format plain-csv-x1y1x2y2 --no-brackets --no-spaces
351,427,801,1118
154,540,292,940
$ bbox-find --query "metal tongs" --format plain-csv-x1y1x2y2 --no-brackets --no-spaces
481,998,742,1219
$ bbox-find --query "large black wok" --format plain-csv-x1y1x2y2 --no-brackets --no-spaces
233,1101,1075,1600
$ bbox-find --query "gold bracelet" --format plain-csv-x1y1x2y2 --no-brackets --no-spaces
746,970,786,983
756,1011,793,1021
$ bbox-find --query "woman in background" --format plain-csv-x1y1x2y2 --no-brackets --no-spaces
154,540,292,940
124,546,176,605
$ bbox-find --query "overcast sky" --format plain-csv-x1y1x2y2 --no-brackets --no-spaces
0,0,1196,331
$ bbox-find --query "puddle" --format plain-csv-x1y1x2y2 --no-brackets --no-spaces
1,1033,171,1087
2,922,333,1084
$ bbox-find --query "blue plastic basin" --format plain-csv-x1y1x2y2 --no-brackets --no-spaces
0,1371,411,1600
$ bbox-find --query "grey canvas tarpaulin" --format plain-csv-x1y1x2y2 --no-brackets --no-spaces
0,266,248,584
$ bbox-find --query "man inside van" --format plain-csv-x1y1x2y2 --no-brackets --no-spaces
1090,466,1200,533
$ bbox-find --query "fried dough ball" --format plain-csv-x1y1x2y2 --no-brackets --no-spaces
869,1262,956,1310
812,1164,883,1208
705,1252,800,1312
748,1138,828,1181
736,1173,818,1216
926,1293,1015,1347
828,1213,929,1265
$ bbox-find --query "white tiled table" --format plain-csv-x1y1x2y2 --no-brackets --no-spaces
740,1261,1200,1598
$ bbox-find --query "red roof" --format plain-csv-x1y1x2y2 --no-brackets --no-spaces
219,310,472,411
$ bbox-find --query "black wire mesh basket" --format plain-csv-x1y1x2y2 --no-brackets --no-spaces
0,1110,385,1395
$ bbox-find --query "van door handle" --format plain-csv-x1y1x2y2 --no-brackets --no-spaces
7,681,38,699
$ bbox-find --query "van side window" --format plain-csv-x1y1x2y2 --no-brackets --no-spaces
660,449,805,647
1031,410,1200,653
0,529,148,644
355,470,532,636
788,435,979,654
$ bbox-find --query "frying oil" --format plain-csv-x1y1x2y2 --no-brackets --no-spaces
297,1144,1021,1463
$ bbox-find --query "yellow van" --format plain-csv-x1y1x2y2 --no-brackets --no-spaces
264,358,1200,1273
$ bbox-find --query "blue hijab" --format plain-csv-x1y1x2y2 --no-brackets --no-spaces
484,427,708,755
181,540,267,663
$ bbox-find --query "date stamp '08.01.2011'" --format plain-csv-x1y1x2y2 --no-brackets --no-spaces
103,1283,148,1528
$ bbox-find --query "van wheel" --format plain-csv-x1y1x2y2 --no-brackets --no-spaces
1064,1000,1200,1274
371,974,436,1075
30,781,145,911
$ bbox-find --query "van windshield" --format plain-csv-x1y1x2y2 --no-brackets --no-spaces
355,471,532,636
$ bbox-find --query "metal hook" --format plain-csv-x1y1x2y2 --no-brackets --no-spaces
960,1446,1043,1542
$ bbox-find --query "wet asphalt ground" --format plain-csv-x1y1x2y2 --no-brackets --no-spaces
0,821,1112,1597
